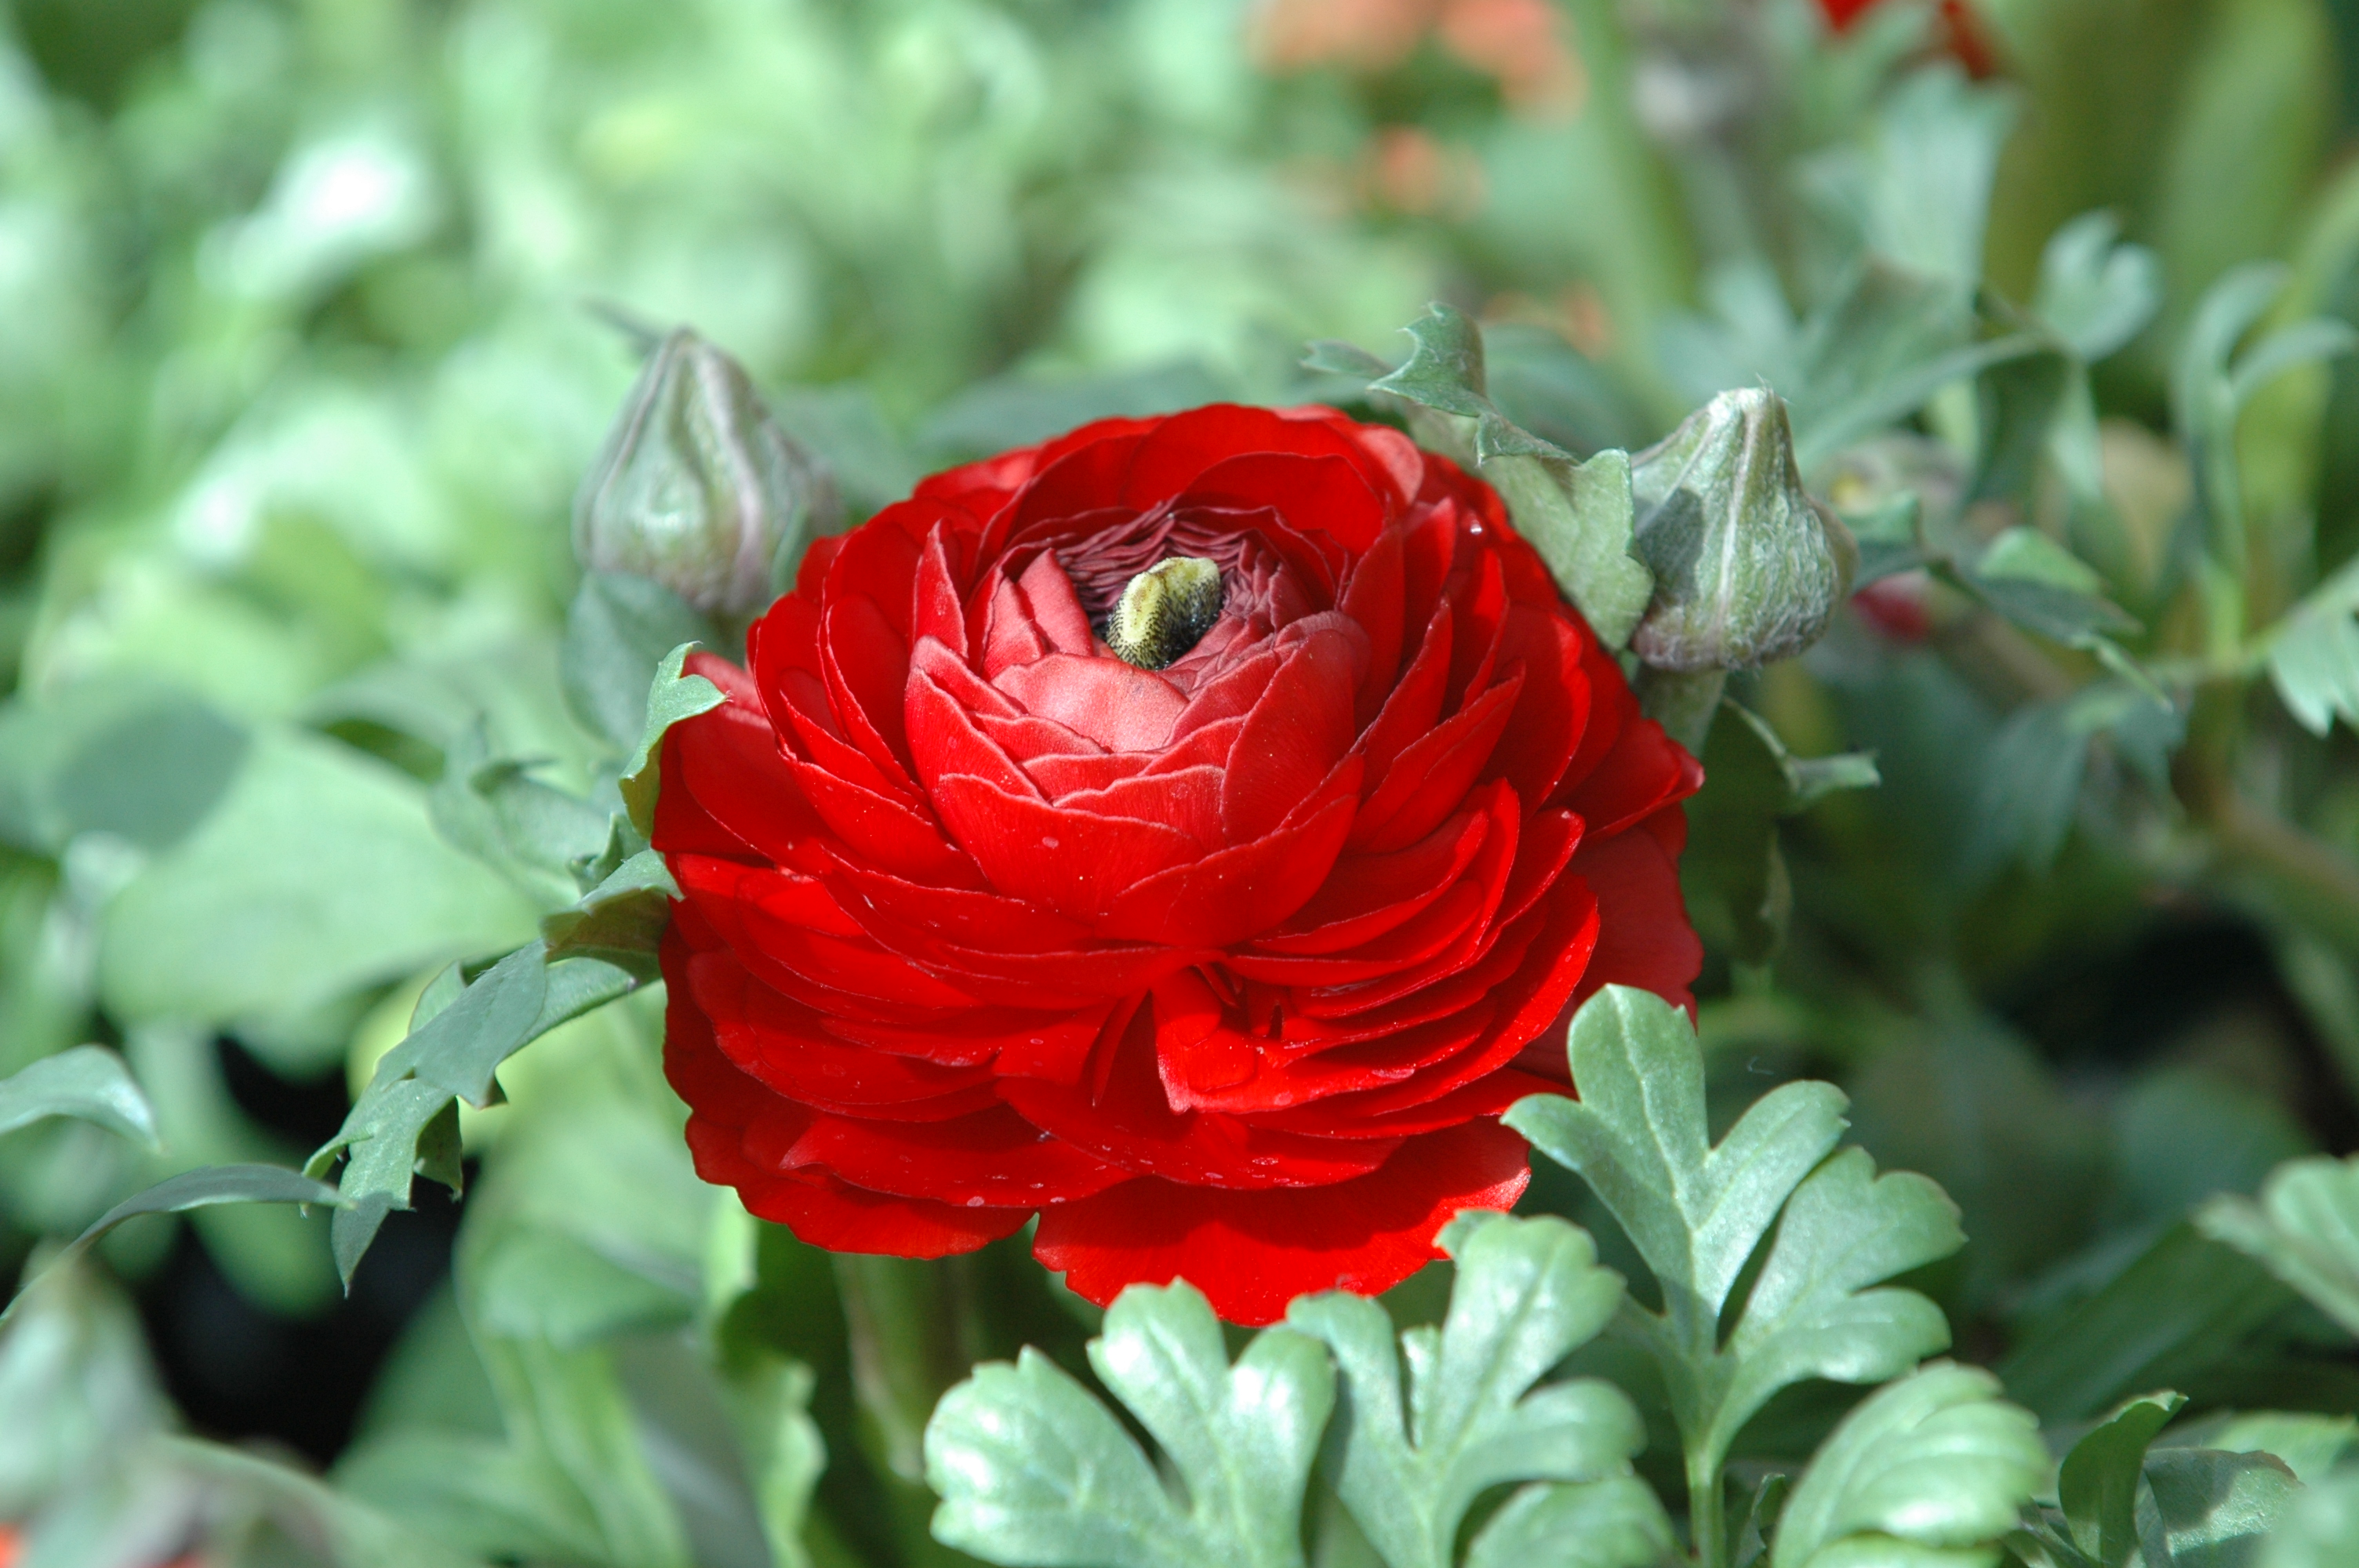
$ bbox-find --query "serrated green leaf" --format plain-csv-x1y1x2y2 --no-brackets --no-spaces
2198,1154,2359,1338
312,942,644,1283
1507,987,1851,1338
1507,988,1965,1561
1371,303,1572,463
1772,1364,2044,1568
2059,1392,2189,1566
1713,1149,1962,1463
564,573,721,755
2139,1449,2301,1568
541,848,677,971
927,1279,1334,1568
1286,1213,1644,1568
1463,1477,1675,1568
0,1045,159,1150
620,644,725,840
1355,304,1652,647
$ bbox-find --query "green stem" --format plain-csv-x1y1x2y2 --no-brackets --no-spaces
1637,666,1726,755
1688,1444,1728,1568
833,1253,982,1483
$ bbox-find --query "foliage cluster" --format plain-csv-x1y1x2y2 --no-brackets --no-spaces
11,0,2359,1565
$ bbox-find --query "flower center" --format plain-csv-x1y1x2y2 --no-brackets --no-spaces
1104,556,1224,670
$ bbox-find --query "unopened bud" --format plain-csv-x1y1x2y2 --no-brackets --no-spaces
573,328,838,617
1627,388,1855,671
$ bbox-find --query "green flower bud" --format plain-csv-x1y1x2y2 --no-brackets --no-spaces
573,328,838,617
1627,388,1856,671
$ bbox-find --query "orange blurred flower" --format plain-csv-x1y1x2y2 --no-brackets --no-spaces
1252,0,1587,117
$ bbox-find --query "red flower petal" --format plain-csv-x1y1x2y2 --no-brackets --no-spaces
1031,1120,1532,1326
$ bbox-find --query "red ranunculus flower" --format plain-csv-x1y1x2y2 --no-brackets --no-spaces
654,403,1702,1325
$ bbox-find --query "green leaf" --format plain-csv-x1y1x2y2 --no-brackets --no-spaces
926,1279,1335,1568
541,848,678,973
1371,303,1573,463
619,644,725,840
1507,988,1961,1549
2258,1468,2359,1568
156,1436,492,1568
0,1044,159,1149
0,680,250,857
2140,1449,2301,1568
2060,1392,2189,1566
1349,304,1653,646
1301,339,1396,380
1995,1223,2294,1423
2259,558,2359,736
478,1334,696,1568
96,728,541,1029
4,1163,342,1324
311,942,644,1284
563,572,724,755
1483,447,1657,651
2033,212,2162,365
430,719,616,906
1769,1364,2045,1568
1976,528,2107,597
920,362,1230,459
2198,1154,2359,1338
1462,1478,1675,1568
1286,1213,1647,1568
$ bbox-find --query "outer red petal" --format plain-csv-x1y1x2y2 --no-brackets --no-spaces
1031,1120,1532,1327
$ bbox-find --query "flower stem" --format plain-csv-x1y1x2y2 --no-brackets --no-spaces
1637,666,1726,754
1688,1445,1728,1568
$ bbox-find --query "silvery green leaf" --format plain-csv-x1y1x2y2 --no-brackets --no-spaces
540,849,677,973
0,1044,159,1150
2198,1153,2359,1338
1287,1213,1645,1568
1770,1364,2044,1568
1507,988,1966,1549
1371,303,1573,463
1853,65,2016,286
429,720,615,908
927,1281,1334,1568
1463,1478,1675,1568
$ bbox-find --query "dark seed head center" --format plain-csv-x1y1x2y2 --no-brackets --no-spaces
1105,556,1224,670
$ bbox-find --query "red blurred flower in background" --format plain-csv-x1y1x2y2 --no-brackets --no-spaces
654,405,1700,1325
1819,0,1996,75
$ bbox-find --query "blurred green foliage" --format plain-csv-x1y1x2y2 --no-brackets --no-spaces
10,0,2359,1563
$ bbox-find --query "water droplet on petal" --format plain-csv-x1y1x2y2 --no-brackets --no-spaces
1041,836,1060,848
